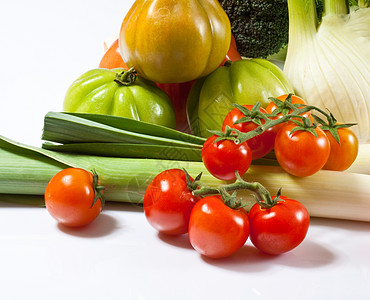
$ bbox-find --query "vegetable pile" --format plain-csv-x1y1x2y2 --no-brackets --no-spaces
1,0,370,260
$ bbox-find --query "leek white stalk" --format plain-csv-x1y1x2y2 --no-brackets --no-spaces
347,143,370,174
284,0,370,143
1,135,370,222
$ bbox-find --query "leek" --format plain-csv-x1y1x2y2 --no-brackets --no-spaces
284,0,370,143
42,142,202,161
1,135,370,222
42,112,205,148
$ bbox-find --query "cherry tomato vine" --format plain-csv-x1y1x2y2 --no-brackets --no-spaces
202,93,358,178
144,167,310,258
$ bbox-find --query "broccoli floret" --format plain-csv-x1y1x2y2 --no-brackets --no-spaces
218,0,289,59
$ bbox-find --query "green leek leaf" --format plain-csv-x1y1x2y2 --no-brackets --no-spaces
65,112,206,145
42,112,205,148
42,142,202,161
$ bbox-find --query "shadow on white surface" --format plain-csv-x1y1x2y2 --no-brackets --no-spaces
157,232,193,250
200,240,335,273
57,213,119,238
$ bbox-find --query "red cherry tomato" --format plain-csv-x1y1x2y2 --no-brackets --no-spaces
274,123,331,177
188,195,250,259
202,134,252,181
266,94,313,132
143,169,199,235
322,127,359,171
44,168,103,227
248,196,310,255
222,104,278,160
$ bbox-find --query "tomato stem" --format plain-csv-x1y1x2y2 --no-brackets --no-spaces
232,96,357,145
91,169,105,208
192,171,278,209
114,67,137,86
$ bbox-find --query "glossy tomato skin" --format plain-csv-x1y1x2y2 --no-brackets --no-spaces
248,196,310,255
143,169,198,235
119,0,231,83
188,195,250,259
222,105,278,160
202,135,252,181
63,68,176,129
323,127,359,171
266,94,313,132
44,168,103,227
274,123,331,177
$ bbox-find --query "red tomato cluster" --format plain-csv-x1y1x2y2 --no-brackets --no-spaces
143,168,310,259
271,95,358,176
202,94,359,179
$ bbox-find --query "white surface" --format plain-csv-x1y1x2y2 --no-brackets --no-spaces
0,1,370,299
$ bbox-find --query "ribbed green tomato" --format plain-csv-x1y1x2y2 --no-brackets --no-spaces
186,59,294,137
63,68,176,129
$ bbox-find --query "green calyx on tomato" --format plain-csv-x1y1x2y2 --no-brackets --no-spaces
91,169,105,208
231,102,266,127
113,67,137,86
186,58,294,137
222,102,278,160
312,111,357,145
267,94,309,118
312,110,359,172
63,68,176,129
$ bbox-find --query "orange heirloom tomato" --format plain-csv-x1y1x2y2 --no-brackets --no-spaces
44,168,103,227
119,0,231,83
99,39,128,69
221,34,242,65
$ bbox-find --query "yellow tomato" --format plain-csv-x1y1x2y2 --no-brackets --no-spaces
119,0,231,84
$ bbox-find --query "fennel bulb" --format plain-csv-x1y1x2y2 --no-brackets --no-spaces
284,0,370,143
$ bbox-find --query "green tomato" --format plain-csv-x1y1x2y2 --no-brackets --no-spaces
63,68,176,129
186,58,294,137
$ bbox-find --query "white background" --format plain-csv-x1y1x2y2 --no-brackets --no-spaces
1,1,370,299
